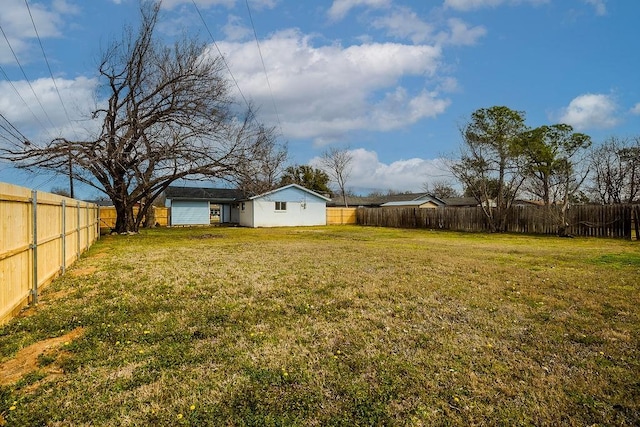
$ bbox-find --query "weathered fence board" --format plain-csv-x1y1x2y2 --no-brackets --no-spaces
357,204,636,239
0,182,99,324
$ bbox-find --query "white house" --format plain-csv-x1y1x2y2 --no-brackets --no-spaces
239,184,330,228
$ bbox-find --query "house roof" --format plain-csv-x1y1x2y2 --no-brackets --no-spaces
247,184,331,202
380,200,439,207
165,186,245,202
440,197,480,207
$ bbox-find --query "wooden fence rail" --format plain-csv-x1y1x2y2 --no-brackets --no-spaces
357,204,638,239
0,182,99,324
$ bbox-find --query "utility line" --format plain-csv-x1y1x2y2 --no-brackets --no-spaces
0,64,49,142
190,0,251,112
244,0,283,137
24,0,78,139
0,111,30,144
0,22,57,131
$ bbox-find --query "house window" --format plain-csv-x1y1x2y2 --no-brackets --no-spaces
275,201,287,211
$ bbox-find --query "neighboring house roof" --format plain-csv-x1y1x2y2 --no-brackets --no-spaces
246,184,331,202
326,196,379,207
440,197,480,207
165,186,245,202
380,195,446,208
327,193,443,207
380,200,438,208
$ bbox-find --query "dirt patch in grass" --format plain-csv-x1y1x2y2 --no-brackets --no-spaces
0,327,84,386
43,288,77,301
69,266,98,277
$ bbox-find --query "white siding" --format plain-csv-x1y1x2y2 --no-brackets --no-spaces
170,200,210,225
239,186,327,227
238,200,254,227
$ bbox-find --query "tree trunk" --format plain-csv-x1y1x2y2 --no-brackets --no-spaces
114,201,137,233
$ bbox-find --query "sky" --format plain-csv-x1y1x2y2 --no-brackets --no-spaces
0,0,638,198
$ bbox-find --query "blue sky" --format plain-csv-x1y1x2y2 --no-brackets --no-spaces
0,0,638,197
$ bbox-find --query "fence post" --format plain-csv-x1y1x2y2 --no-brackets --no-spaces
77,201,81,260
31,190,38,305
61,200,66,274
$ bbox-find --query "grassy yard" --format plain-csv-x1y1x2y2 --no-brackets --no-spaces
1,226,639,426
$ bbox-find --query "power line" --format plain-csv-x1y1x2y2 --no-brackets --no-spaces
0,22,57,131
24,0,78,139
190,0,251,112
244,0,283,137
0,111,30,144
0,64,49,141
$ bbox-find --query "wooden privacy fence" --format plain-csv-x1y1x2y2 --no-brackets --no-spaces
99,206,169,231
0,182,99,324
327,207,358,225
357,204,639,239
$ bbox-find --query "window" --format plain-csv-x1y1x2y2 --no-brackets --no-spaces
275,201,287,211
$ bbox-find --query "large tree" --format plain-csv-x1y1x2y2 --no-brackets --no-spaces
589,136,640,204
520,124,591,235
450,106,529,232
0,1,273,233
521,124,591,206
279,165,331,194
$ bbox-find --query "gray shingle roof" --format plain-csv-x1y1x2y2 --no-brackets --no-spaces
165,186,245,201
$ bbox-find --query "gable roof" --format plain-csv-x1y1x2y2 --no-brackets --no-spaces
380,200,439,207
165,186,245,202
247,184,331,202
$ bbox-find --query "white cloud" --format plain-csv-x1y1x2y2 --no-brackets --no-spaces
371,7,434,44
443,0,548,11
159,0,278,9
160,0,235,9
441,18,487,46
0,0,73,65
215,30,449,143
583,0,607,16
371,7,485,46
222,15,252,41
559,93,619,131
52,0,80,14
310,148,452,193
630,103,640,115
328,0,392,21
0,76,99,143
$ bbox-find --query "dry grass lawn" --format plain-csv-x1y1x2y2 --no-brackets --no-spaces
0,225,638,426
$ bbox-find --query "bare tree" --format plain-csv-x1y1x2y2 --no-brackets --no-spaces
422,180,459,198
320,147,353,207
0,2,272,232
230,125,288,196
589,136,640,204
